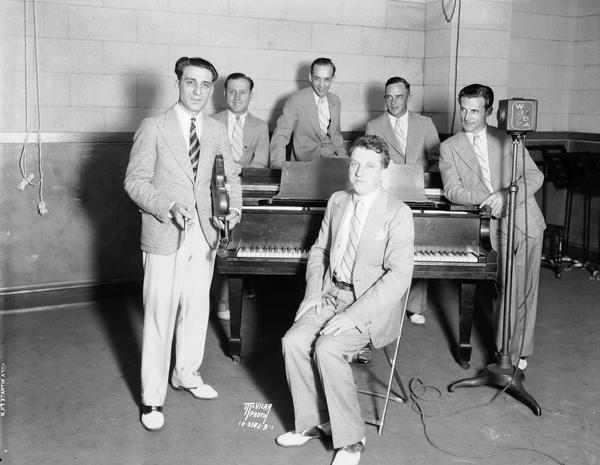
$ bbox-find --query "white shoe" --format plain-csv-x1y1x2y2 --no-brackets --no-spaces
141,406,164,431
216,309,230,320
408,312,426,325
173,383,218,399
517,358,528,370
172,373,218,399
332,437,365,465
276,422,331,447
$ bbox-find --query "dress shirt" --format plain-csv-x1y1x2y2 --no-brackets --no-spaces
465,127,493,191
226,110,247,142
175,102,202,151
334,187,381,280
313,92,330,123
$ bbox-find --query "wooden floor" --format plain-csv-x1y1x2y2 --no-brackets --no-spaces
1,267,599,465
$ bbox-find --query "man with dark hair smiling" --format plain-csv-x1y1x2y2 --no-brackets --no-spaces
439,83,545,371
269,57,346,168
277,135,414,465
211,72,269,321
124,57,241,431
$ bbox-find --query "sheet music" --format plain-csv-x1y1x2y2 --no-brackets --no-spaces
382,162,429,202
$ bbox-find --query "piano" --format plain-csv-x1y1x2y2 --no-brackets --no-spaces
216,160,497,367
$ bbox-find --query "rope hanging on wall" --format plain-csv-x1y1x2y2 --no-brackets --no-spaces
19,0,47,215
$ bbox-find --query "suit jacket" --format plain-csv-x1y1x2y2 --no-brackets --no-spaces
439,125,545,238
124,105,242,255
212,110,269,168
304,189,414,348
365,111,440,170
270,87,347,168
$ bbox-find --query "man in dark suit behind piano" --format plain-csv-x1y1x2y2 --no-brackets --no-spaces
366,76,440,325
439,83,545,370
269,57,347,168
277,135,414,465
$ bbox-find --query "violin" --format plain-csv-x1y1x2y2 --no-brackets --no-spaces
211,153,230,254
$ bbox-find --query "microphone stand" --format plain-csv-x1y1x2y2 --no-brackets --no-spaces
448,132,542,416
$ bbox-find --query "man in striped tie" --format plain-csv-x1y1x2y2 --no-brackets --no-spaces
277,135,415,465
439,84,546,373
125,57,242,431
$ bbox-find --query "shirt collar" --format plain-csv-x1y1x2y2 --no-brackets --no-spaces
313,92,328,106
388,110,408,127
227,110,247,126
465,125,487,144
175,102,202,125
353,187,381,211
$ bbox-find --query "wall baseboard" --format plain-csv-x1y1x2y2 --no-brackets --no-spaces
0,280,142,312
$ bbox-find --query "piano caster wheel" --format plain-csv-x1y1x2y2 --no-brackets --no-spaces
232,355,241,364
460,361,470,370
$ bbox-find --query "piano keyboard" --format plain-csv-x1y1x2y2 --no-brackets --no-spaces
414,250,479,263
236,247,310,259
235,247,479,263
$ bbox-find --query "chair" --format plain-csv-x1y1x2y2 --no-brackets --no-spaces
355,290,410,435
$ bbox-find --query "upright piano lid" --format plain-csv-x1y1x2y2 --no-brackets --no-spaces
274,158,351,202
382,163,430,203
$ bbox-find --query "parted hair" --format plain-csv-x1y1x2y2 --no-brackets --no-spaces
174,57,218,82
459,84,494,110
384,76,411,93
350,135,390,168
224,72,255,92
310,57,336,77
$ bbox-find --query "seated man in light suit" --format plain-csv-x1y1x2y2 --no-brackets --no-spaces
366,76,440,325
211,72,269,320
277,135,414,465
269,57,347,168
439,84,545,370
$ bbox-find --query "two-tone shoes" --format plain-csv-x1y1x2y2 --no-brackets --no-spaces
332,437,366,465
141,405,164,431
276,422,331,447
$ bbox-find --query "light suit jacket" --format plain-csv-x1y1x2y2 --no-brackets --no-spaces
212,110,269,168
439,125,545,238
270,87,346,168
304,189,414,348
124,105,242,255
365,111,440,170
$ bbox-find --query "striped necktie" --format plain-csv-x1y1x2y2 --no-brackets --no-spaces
231,115,243,162
337,199,364,283
394,117,407,156
189,117,200,175
473,134,493,192
318,98,329,137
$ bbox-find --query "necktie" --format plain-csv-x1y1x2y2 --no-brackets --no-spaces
472,134,493,192
394,117,407,156
338,200,364,283
318,98,329,137
189,117,200,175
231,115,243,162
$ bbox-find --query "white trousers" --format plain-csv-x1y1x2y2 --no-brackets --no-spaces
141,222,215,406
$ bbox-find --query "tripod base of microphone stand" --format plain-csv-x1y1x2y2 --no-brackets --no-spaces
448,362,542,416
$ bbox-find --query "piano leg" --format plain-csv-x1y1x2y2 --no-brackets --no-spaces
457,280,476,369
228,277,244,363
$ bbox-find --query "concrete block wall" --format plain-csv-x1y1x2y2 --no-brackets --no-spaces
0,0,429,135
508,0,578,131
570,0,600,133
424,0,512,134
